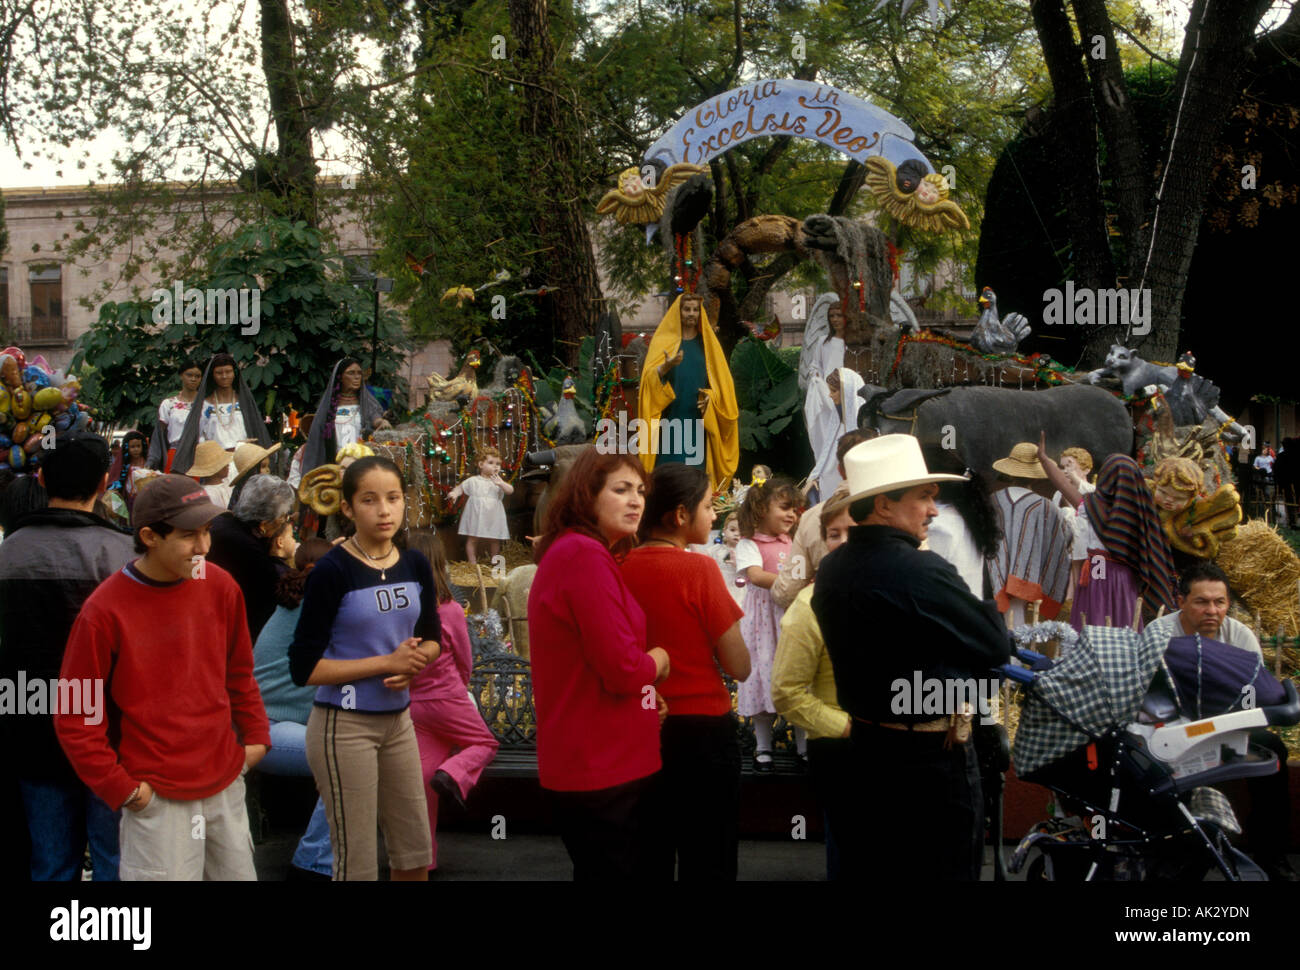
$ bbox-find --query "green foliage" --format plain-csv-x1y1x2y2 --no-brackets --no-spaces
729,336,809,479
360,0,589,363
70,217,410,435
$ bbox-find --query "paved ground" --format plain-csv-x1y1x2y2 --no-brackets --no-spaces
252,822,1033,880
255,824,834,880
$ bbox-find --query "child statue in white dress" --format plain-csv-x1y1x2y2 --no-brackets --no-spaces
449,445,514,566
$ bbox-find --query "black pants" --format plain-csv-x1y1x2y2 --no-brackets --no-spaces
650,714,742,881
841,726,983,881
1244,729,1291,860
546,773,659,881
807,736,853,880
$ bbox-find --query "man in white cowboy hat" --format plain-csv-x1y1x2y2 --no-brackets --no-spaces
989,441,1071,627
812,434,1010,881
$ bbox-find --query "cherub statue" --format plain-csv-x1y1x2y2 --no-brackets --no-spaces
595,163,709,225
1148,456,1241,559
863,156,970,232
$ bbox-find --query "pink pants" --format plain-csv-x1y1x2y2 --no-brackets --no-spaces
410,691,500,869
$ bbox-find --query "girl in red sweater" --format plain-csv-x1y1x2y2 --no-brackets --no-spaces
622,462,749,880
529,449,670,880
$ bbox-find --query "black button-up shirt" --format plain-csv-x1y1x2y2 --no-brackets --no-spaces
812,524,1011,725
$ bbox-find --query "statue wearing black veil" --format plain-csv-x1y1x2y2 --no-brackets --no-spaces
299,358,389,479
170,353,274,477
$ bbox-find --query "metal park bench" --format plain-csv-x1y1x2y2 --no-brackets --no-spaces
470,652,806,779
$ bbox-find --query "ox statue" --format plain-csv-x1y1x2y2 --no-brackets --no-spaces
857,383,1133,483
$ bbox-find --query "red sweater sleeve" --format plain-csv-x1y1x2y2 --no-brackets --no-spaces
225,582,271,748
55,611,135,810
570,546,656,696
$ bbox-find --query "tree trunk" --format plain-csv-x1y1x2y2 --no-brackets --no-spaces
732,158,867,333
508,0,603,368
1113,0,1273,363
1071,0,1147,250
1031,0,1115,297
259,0,317,228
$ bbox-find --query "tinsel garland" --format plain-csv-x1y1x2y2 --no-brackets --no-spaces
397,371,551,523
594,361,637,425
1010,621,1080,657
673,234,700,293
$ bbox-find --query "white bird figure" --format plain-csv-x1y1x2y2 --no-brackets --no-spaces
540,376,587,445
970,286,1031,355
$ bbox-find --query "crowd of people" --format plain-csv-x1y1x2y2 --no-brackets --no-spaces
527,428,1296,881
0,344,1294,884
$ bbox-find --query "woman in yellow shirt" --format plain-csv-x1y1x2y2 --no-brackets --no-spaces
772,490,854,879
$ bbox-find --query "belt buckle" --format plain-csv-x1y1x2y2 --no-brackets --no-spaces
945,703,974,748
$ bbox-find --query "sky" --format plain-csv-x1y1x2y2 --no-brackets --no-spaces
0,0,1287,191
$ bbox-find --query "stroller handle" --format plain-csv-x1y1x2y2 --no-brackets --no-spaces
998,663,1036,685
1016,648,1053,669
995,648,1054,685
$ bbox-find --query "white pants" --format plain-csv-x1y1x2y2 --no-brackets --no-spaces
118,772,257,881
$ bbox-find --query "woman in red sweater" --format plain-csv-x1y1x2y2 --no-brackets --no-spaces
529,448,670,880
622,462,750,880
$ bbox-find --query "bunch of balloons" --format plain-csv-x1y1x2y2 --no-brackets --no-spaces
0,346,87,471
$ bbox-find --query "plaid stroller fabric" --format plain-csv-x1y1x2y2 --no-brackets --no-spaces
1187,786,1240,835
1013,625,1166,776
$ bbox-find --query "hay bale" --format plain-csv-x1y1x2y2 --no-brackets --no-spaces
1217,520,1300,638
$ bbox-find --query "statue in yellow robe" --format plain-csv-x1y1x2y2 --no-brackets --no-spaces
637,293,739,491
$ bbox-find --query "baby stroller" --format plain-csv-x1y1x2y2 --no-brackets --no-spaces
1001,624,1299,881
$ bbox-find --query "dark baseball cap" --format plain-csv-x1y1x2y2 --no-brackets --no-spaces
132,474,227,531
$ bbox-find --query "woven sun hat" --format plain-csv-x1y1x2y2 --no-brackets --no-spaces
992,441,1048,479
185,440,230,479
830,434,967,513
231,440,283,486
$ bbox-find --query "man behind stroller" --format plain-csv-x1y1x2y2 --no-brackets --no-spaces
1144,561,1296,880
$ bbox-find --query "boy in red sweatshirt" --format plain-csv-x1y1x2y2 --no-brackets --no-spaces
55,474,271,880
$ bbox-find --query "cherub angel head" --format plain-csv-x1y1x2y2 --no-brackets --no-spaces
617,167,645,199
864,156,969,232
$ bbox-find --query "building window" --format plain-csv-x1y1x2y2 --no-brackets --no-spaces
29,265,62,340
0,268,8,328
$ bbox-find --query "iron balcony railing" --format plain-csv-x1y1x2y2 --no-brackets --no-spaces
2,315,69,345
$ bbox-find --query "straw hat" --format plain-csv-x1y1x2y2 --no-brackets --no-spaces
186,440,230,479
992,441,1048,479
832,434,967,512
231,440,283,486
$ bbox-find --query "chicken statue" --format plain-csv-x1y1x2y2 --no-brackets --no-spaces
970,287,1031,355
427,349,481,404
540,376,588,446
